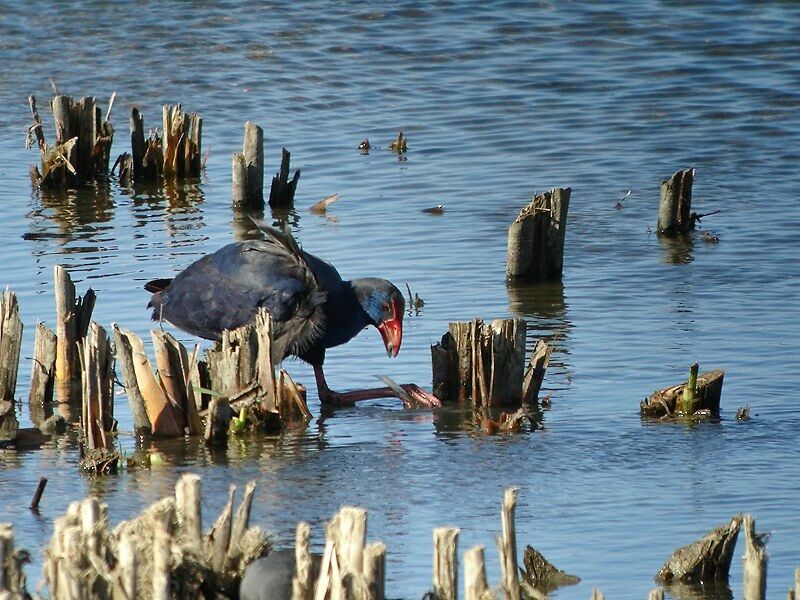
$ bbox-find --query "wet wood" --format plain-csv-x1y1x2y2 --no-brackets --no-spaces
112,324,151,433
269,147,301,207
433,527,459,600
115,328,183,436
54,266,96,399
641,366,724,419
30,477,48,511
521,544,580,594
498,487,521,600
522,339,552,404
655,515,742,584
507,187,571,281
29,322,57,409
657,168,695,236
232,121,264,208
743,515,767,600
464,545,491,600
431,318,533,407
205,397,233,445
0,290,23,403
152,330,202,435
78,323,118,473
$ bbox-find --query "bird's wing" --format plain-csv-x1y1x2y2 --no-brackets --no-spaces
150,233,328,359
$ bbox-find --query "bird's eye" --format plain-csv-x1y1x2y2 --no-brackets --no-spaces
381,302,390,313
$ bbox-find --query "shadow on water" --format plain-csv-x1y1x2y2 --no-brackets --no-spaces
659,234,695,265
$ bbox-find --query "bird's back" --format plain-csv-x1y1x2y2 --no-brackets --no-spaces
149,232,333,359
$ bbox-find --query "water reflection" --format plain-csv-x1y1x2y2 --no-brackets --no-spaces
663,580,733,600
659,234,695,265
507,280,573,390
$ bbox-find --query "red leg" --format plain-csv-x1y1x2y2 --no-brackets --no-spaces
313,365,440,408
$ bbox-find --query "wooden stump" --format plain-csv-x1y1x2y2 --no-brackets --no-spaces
641,366,724,419
655,515,742,584
507,187,570,281
742,515,767,600
78,323,117,469
112,324,152,433
433,527,459,600
464,545,490,600
657,168,695,236
498,487,521,600
163,104,202,178
0,525,30,596
521,545,580,594
54,266,96,402
268,148,301,207
28,93,115,188
431,318,550,407
0,290,23,402
29,322,57,409
232,121,264,208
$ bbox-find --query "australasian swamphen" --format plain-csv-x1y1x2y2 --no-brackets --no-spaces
145,224,439,406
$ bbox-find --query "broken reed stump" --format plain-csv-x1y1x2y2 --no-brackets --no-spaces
641,364,724,419
0,290,23,442
232,121,265,208
204,309,311,431
657,168,695,236
464,545,491,600
268,148,301,207
507,187,571,281
656,515,742,585
29,321,58,410
27,93,115,188
432,527,459,600
431,318,551,408
521,545,580,594
54,265,96,402
163,104,203,178
117,105,202,184
742,515,767,600
498,487,521,600
78,322,119,474
113,326,201,437
41,473,271,600
0,524,30,597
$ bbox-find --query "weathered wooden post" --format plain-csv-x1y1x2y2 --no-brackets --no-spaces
232,121,264,208
268,148,301,207
0,524,29,596
29,322,57,410
464,545,490,600
498,488,521,600
657,168,695,236
742,515,767,600
0,289,23,403
163,104,202,178
432,318,550,408
507,187,570,281
54,266,96,402
293,522,314,600
433,527,459,600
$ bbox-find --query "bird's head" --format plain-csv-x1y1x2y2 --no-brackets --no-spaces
356,279,405,358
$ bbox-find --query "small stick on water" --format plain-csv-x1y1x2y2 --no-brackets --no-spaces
30,477,48,510
310,193,340,214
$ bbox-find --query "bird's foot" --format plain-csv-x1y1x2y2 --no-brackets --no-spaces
318,384,441,408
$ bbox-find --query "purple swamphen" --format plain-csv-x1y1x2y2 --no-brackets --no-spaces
145,224,438,407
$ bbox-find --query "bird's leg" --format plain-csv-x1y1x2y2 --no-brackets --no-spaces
313,365,440,408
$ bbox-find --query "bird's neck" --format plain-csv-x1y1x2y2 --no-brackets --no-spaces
317,280,372,349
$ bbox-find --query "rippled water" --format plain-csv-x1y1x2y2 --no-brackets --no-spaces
1,1,799,598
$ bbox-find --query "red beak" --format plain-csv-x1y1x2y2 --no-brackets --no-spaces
377,297,403,358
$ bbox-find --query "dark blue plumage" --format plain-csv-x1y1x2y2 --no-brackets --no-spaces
145,225,405,403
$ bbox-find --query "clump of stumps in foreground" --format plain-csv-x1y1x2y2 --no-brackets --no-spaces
640,362,725,420
1,478,794,600
40,474,269,600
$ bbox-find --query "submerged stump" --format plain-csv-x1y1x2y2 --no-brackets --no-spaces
521,545,580,594
641,365,724,419
232,121,265,208
268,148,300,207
507,187,571,281
657,168,695,236
656,515,742,585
